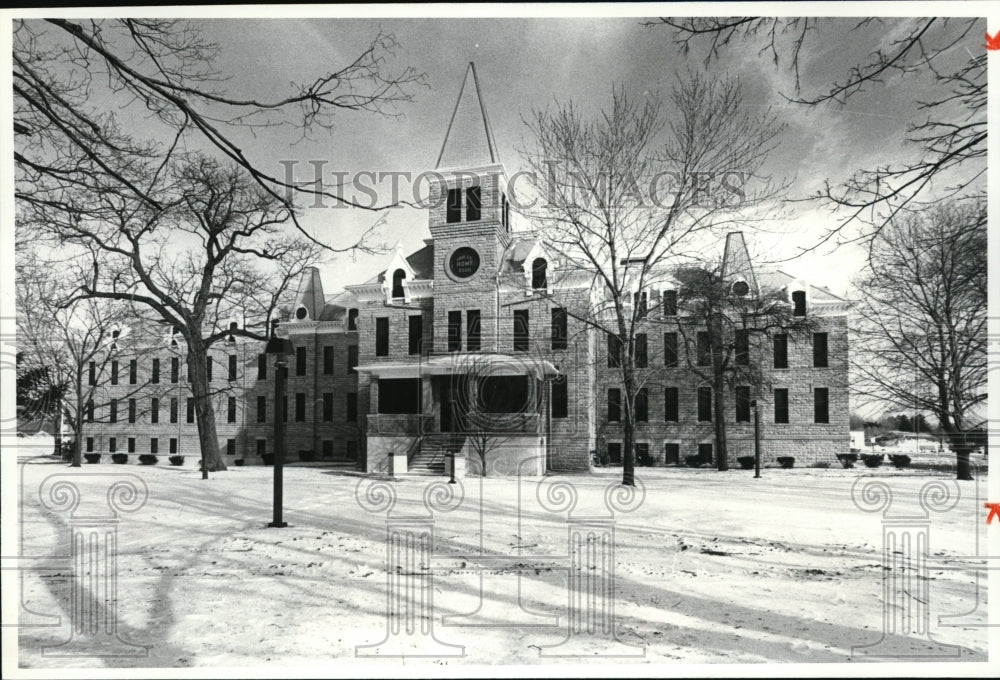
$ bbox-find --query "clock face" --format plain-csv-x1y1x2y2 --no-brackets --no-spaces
449,247,480,278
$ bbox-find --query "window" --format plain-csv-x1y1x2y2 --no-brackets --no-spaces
127,437,136,453
129,359,137,385
296,346,307,375
608,333,622,367
696,332,711,366
635,334,648,368
86,400,94,422
229,355,237,381
86,437,94,452
151,398,159,424
552,376,568,418
697,386,712,422
186,398,194,423
813,332,828,368
170,398,178,424
187,361,192,382
258,353,267,380
792,290,807,316
323,346,334,374
513,310,529,351
636,442,650,465
814,387,830,424
446,187,461,223
348,308,358,331
152,358,160,384
110,399,118,423
774,388,789,424
111,360,119,385
407,315,422,355
455,309,476,352
551,308,568,350
607,443,622,465
226,439,236,457
375,318,389,356
206,356,213,382
346,393,358,422
664,332,678,367
664,387,678,422
227,397,237,423
171,357,179,383
698,443,713,465
502,193,510,232
228,321,238,342
636,388,648,422
378,378,421,414
109,437,117,453
322,440,334,460
128,398,136,424
664,442,680,465
391,268,406,298
663,289,677,317
773,334,788,369
347,441,358,461
88,361,96,386
295,393,306,422
608,388,621,422
466,185,481,221
448,311,462,352
150,438,158,454
735,329,749,366
170,438,178,454
257,396,266,423
256,439,265,458
532,258,547,290
323,393,333,421
634,291,647,319
347,345,358,373
735,386,751,423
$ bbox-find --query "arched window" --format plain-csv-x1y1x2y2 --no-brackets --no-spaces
792,290,807,316
392,268,406,298
348,308,358,331
532,258,547,290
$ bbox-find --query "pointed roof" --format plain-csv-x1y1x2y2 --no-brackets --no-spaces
436,62,501,170
721,232,758,291
293,267,325,321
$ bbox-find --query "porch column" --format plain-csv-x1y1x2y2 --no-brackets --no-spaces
421,376,435,434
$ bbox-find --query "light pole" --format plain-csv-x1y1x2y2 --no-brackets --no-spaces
751,399,761,479
265,325,294,528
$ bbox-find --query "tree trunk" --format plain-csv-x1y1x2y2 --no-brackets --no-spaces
71,381,83,468
621,370,636,487
713,377,729,471
186,348,226,477
943,430,975,481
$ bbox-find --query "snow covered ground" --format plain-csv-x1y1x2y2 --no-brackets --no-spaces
11,454,989,670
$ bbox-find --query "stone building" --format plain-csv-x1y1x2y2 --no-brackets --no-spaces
79,63,849,473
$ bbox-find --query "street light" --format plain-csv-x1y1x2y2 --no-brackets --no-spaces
265,325,294,528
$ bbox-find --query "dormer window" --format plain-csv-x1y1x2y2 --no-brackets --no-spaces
391,268,406,299
532,258,547,290
295,306,308,320
466,185,481,221
348,308,358,331
446,188,461,223
792,290,807,316
227,321,238,343
663,290,677,317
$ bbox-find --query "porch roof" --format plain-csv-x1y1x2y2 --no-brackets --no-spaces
355,353,560,380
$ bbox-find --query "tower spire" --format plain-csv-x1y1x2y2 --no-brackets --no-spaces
435,62,500,170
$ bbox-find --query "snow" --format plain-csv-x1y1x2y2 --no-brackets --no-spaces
11,455,989,671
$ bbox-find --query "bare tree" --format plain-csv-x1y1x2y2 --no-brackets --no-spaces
670,260,816,470
851,197,986,480
521,74,787,485
26,156,321,476
13,18,426,253
649,17,986,251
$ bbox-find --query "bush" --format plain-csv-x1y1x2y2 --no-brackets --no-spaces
684,454,702,468
111,453,128,465
84,453,101,464
836,453,858,469
861,453,884,468
261,453,274,466
59,440,75,461
889,454,911,469
736,456,755,470
234,458,245,466
168,455,184,466
138,454,158,465
812,461,831,469
776,456,795,469
299,450,316,462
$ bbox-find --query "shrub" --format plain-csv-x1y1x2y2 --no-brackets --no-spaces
111,453,128,465
812,461,831,469
836,453,858,469
684,454,702,468
168,455,184,466
299,450,316,462
776,456,795,469
861,453,884,468
138,454,158,465
234,459,245,466
84,453,102,464
59,440,75,461
736,456,755,470
889,454,911,469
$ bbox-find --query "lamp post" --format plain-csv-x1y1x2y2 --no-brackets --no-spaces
751,399,761,479
265,324,294,528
